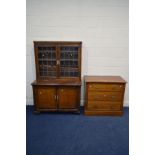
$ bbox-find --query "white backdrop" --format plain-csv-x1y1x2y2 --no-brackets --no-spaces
26,0,129,106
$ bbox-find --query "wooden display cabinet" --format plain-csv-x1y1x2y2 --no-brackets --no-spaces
31,41,82,113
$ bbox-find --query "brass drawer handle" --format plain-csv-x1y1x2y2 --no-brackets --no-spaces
111,96,116,99
39,91,42,95
120,85,122,88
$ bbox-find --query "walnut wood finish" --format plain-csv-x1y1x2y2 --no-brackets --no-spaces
84,76,126,116
34,86,57,109
32,80,81,86
32,83,81,113
88,92,123,101
88,83,124,92
58,87,80,109
32,41,82,113
84,76,126,83
87,101,121,110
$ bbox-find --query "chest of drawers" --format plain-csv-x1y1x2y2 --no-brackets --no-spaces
84,76,126,116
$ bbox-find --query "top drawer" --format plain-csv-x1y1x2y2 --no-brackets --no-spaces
88,83,124,92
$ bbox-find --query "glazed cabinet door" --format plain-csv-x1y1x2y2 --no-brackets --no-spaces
35,86,57,109
59,46,81,79
34,44,58,81
58,87,80,109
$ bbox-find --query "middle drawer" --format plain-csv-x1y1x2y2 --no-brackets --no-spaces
88,91,123,101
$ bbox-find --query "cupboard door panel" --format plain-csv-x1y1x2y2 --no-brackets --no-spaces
58,87,80,109
36,87,57,109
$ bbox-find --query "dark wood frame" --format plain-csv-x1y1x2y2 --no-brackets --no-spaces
34,41,82,82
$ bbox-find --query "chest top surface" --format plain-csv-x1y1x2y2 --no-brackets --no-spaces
84,76,126,83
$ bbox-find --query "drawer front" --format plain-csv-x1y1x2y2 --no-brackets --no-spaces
88,92,123,101
87,101,121,110
88,83,124,92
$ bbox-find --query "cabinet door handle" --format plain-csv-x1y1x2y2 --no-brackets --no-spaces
54,95,57,100
56,60,60,65
57,95,59,101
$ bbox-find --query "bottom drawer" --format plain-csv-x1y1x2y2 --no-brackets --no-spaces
87,101,121,111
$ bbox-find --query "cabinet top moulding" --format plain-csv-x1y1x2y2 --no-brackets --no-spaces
34,41,82,46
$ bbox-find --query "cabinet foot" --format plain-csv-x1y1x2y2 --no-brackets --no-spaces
75,110,80,114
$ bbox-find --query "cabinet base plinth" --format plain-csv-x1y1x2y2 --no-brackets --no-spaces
74,110,80,114
34,110,41,114
34,108,80,114
84,110,123,116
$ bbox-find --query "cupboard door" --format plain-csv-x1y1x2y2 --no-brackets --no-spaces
58,87,80,109
36,87,57,109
